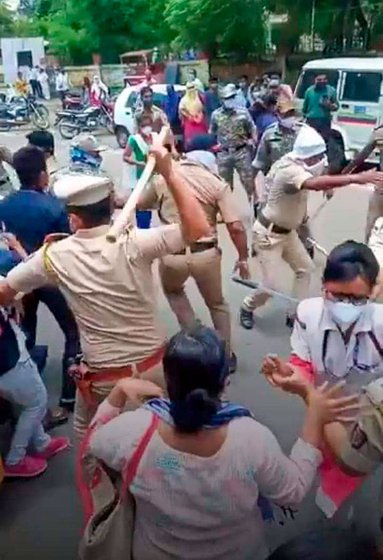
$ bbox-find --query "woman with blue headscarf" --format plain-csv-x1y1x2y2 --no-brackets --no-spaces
86,326,351,560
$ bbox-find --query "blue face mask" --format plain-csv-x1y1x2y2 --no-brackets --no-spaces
325,300,368,328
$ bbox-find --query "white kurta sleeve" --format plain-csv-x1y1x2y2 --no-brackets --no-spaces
250,421,322,507
89,408,153,472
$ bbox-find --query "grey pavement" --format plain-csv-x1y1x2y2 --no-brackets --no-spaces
0,123,382,559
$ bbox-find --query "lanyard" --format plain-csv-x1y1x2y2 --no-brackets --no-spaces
321,329,383,373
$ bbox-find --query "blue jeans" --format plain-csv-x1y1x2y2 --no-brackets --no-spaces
0,358,50,465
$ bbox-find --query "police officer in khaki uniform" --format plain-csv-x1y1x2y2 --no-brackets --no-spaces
324,378,383,475
240,126,383,330
364,127,383,240
138,157,249,373
0,143,210,439
253,100,316,255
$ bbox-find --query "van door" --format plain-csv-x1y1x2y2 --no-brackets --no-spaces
337,71,382,152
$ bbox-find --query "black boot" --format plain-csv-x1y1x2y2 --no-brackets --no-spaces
240,307,254,330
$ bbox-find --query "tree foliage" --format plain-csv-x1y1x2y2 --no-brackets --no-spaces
165,0,266,58
3,0,383,63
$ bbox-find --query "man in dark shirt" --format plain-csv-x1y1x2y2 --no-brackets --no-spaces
204,77,221,124
0,147,80,424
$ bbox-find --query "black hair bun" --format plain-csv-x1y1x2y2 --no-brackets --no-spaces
171,389,218,433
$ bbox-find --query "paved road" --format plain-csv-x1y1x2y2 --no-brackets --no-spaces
0,124,382,559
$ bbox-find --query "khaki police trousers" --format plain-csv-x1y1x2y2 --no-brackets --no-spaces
243,221,315,312
159,247,231,351
73,361,164,443
366,189,383,241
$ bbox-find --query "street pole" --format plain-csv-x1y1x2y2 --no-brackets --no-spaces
310,0,316,51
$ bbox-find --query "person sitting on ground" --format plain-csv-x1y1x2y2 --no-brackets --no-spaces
261,241,383,515
0,234,69,479
87,325,355,560
267,527,379,560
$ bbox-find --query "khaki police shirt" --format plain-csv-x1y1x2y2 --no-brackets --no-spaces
262,158,312,230
140,160,239,242
6,224,184,370
340,378,383,474
369,217,383,268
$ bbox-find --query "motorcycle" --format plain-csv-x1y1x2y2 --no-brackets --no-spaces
0,95,49,131
62,90,83,110
54,107,83,126
58,102,114,140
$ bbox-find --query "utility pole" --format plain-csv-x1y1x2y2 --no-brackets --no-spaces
310,0,316,51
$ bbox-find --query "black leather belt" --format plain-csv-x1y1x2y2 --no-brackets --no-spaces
258,212,291,234
221,143,247,152
174,241,218,255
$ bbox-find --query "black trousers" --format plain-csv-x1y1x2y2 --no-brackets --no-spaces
29,79,39,97
22,286,81,409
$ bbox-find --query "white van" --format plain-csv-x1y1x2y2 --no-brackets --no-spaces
295,58,383,165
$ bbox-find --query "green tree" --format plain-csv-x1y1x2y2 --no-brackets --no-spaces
0,0,15,37
165,0,266,58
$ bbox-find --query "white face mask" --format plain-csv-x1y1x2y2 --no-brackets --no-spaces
223,98,236,110
280,116,297,130
325,300,368,329
303,155,328,177
141,126,152,135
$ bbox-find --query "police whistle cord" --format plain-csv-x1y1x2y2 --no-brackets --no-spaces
232,276,298,304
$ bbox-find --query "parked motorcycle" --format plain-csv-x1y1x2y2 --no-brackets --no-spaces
0,95,49,131
58,102,114,140
54,107,83,126
62,90,83,110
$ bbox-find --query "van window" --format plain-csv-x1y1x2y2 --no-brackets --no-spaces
126,92,138,108
126,91,165,109
296,70,339,99
342,72,382,103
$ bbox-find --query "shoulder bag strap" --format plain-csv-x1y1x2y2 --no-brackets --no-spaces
121,413,159,496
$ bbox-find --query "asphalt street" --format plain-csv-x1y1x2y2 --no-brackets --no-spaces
0,121,382,560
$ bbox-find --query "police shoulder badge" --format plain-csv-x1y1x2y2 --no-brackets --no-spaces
350,424,368,450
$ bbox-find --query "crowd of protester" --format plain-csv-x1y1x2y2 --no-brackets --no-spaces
1,67,383,560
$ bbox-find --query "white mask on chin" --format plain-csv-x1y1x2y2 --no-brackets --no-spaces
141,126,152,135
223,98,236,110
303,155,328,177
280,116,297,130
325,300,368,329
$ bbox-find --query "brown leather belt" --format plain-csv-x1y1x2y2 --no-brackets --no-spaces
174,241,218,255
71,346,165,405
258,212,291,235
